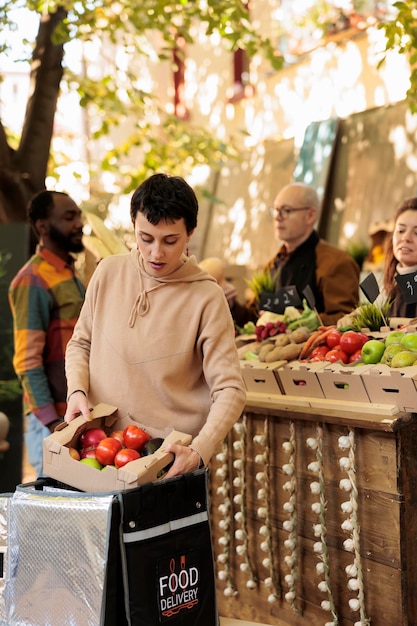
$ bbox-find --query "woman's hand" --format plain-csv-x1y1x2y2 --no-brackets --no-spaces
64,390,91,423
163,443,202,477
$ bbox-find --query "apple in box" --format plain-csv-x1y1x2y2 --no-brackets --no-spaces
361,339,386,364
43,403,192,492
78,426,162,469
73,423,153,469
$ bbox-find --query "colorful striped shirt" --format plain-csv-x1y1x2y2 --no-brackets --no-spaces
8,247,85,426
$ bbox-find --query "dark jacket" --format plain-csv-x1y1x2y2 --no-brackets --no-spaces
232,231,360,327
389,290,417,318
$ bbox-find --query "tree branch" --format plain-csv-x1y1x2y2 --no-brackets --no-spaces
15,7,67,192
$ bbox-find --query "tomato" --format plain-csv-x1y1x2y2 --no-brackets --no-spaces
95,437,122,466
325,349,349,364
310,345,330,358
348,349,363,363
114,448,141,469
325,329,342,349
123,425,151,451
339,331,369,356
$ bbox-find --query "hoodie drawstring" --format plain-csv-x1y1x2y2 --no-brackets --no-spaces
128,283,165,327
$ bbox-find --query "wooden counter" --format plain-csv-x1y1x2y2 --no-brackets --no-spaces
209,393,417,626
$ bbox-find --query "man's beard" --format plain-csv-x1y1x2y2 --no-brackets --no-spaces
49,224,84,253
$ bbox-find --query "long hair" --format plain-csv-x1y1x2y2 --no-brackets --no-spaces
383,197,417,297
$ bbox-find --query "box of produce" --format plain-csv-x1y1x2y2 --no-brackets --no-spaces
360,364,417,411
316,363,374,402
43,403,192,492
277,361,327,399
241,360,285,394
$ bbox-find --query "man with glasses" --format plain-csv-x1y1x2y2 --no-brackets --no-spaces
231,182,360,326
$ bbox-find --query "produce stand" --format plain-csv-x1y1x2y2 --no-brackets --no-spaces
209,391,417,626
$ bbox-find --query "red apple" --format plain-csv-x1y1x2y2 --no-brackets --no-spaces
80,447,98,460
110,429,124,445
79,427,107,449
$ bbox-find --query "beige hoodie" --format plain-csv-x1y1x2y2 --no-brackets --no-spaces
65,249,246,464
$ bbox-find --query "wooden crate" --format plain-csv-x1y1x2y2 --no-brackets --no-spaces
209,405,417,626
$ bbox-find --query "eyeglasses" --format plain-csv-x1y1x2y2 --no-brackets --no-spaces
269,205,311,218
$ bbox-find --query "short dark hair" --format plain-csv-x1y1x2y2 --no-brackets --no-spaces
27,190,70,226
130,173,198,234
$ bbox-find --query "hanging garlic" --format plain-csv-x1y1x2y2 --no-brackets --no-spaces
254,417,280,602
306,437,318,450
339,428,370,625
282,422,299,614
213,438,236,597
308,424,339,624
232,413,258,590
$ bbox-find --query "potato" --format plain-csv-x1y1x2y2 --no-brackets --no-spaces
289,327,311,344
274,334,291,347
258,343,275,362
264,346,287,362
276,342,304,361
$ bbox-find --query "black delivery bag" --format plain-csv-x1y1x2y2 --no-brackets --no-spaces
118,468,219,625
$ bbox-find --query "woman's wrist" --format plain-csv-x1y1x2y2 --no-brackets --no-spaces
67,389,87,401
189,446,204,469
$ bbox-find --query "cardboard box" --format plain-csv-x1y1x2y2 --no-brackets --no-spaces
237,340,259,360
236,335,257,350
317,363,373,403
43,403,192,493
277,361,327,399
241,360,285,394
361,364,417,411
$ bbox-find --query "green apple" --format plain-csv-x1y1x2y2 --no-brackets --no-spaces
391,350,417,368
400,333,417,352
80,457,103,470
385,331,405,346
361,339,386,364
380,343,403,366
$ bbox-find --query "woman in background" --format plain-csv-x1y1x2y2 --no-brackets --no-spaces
383,196,417,318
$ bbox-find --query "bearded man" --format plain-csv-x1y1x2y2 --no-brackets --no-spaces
9,190,86,476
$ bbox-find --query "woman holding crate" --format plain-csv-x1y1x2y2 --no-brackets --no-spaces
64,173,246,475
